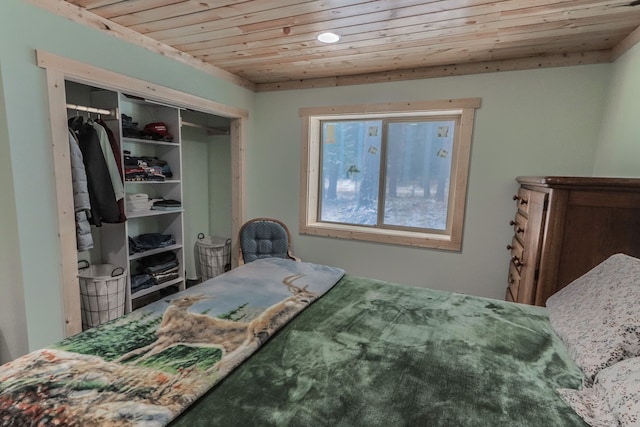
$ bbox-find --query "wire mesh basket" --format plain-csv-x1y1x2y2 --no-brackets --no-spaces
78,260,127,330
196,234,231,281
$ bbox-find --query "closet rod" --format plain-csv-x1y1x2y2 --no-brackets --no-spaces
181,120,229,135
66,103,113,116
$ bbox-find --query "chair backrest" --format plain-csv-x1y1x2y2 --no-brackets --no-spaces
238,218,297,264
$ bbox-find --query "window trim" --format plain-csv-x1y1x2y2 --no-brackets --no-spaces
299,98,480,251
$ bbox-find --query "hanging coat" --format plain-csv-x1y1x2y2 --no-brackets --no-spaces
91,121,124,201
97,118,127,222
73,119,120,226
68,130,93,251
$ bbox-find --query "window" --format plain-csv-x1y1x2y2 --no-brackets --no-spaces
299,98,480,250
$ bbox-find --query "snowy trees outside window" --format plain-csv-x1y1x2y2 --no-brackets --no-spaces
299,98,480,251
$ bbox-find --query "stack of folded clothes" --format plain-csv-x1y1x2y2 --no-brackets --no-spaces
128,233,176,255
124,151,173,182
124,165,146,182
121,114,142,138
125,193,153,213
130,252,180,294
152,199,182,211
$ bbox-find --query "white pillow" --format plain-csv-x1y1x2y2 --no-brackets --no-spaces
546,253,640,385
560,356,640,427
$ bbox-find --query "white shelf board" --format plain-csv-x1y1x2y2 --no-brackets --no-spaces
131,277,184,300
127,209,183,219
129,243,183,261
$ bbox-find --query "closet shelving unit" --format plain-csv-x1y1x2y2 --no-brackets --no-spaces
119,94,186,310
68,83,186,314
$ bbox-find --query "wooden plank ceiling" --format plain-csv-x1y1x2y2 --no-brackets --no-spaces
62,0,640,91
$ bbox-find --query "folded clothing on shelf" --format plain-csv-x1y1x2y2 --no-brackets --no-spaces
128,233,176,254
130,266,180,294
144,166,166,181
130,273,154,294
152,199,182,211
130,252,180,294
154,266,180,285
124,151,173,182
139,252,179,275
124,166,146,182
125,193,153,212
121,114,142,138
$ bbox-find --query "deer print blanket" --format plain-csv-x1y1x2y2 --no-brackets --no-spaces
0,258,344,426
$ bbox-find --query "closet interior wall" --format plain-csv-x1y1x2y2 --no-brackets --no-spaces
65,81,231,318
181,109,232,281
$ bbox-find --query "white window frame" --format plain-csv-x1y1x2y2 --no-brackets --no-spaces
299,98,480,251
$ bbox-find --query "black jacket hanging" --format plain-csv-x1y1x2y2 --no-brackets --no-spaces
70,117,120,226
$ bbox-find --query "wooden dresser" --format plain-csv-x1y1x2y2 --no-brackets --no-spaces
506,176,640,306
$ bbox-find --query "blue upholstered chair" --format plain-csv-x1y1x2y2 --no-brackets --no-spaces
238,218,300,265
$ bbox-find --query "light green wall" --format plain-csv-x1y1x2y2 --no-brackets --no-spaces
181,130,232,280
182,127,211,280
0,61,29,363
252,65,612,300
593,42,640,176
0,0,254,358
208,135,232,240
3,0,638,362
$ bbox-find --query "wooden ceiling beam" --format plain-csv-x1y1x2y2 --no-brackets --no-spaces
612,23,640,59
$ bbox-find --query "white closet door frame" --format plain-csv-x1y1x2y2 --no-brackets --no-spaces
37,49,248,337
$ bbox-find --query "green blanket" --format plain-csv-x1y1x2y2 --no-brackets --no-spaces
173,275,588,427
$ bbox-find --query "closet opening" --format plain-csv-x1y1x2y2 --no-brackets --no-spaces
40,50,247,336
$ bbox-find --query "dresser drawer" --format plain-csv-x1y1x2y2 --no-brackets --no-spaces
505,287,515,302
511,212,527,240
508,236,524,270
507,262,520,302
514,187,531,215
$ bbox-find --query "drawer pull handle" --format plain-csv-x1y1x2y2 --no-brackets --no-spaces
510,221,525,234
513,195,529,205
506,244,513,250
511,256,523,267
508,274,515,284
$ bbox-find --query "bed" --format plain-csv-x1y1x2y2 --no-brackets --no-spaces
1,255,639,426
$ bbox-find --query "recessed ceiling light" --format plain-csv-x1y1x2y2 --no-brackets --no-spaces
317,32,340,44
